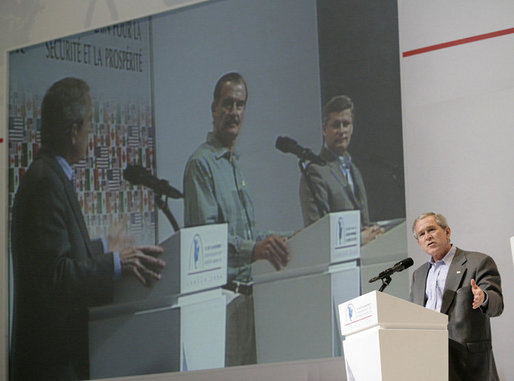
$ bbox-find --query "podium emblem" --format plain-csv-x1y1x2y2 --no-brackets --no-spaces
337,216,345,245
189,233,204,270
345,303,356,323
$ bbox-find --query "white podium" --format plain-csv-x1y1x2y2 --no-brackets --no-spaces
88,224,228,379
252,211,360,363
252,212,409,364
339,291,448,381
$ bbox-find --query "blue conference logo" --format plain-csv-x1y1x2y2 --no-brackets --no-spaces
190,233,203,270
346,303,356,323
337,216,345,245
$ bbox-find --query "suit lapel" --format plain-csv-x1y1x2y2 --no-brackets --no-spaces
414,263,430,305
350,162,366,206
320,146,363,210
328,161,362,210
46,155,95,257
441,248,467,314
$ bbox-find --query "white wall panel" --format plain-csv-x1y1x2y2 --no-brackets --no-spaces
399,1,514,379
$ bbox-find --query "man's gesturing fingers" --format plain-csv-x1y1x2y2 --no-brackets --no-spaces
471,279,485,309
120,245,165,286
254,235,290,271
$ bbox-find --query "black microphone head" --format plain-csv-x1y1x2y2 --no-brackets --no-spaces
123,165,184,199
123,164,149,185
403,257,414,268
395,257,414,271
275,136,299,154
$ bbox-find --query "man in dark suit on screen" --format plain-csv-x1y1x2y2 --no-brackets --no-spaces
299,95,383,244
10,77,165,380
410,212,503,381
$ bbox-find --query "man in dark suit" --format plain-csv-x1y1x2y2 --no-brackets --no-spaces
299,95,382,244
410,212,503,381
10,77,165,380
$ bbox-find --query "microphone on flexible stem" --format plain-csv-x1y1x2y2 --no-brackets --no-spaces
275,136,326,166
123,165,183,199
369,257,414,283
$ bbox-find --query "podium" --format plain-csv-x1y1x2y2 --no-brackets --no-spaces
338,291,448,381
252,212,408,364
88,224,228,379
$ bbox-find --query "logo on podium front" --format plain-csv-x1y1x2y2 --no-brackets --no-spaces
345,303,356,323
340,298,374,329
181,224,227,293
331,211,359,263
189,233,204,270
337,216,345,245
334,217,358,248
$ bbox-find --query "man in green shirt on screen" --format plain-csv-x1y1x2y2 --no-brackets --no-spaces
183,72,290,366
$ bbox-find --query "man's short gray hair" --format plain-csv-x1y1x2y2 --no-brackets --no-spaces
41,77,90,155
411,212,449,239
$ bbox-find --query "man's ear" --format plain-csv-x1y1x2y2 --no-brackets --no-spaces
322,123,328,138
70,124,79,145
445,226,451,240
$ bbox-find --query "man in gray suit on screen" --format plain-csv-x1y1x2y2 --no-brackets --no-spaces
410,212,503,381
299,95,382,244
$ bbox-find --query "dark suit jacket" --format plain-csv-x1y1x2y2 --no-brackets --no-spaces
299,146,370,227
10,151,115,380
410,247,503,381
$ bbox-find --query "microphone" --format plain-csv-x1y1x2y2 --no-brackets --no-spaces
369,257,414,283
275,136,326,166
123,165,183,199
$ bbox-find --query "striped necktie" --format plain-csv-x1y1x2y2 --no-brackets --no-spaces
339,156,354,194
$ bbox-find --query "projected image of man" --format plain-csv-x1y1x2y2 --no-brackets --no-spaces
10,77,165,380
183,72,291,366
299,95,383,244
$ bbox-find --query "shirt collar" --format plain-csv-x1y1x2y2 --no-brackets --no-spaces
55,155,74,182
207,132,240,160
323,143,351,164
429,244,456,266
338,154,352,169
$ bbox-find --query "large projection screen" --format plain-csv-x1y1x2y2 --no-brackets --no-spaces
5,0,404,379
